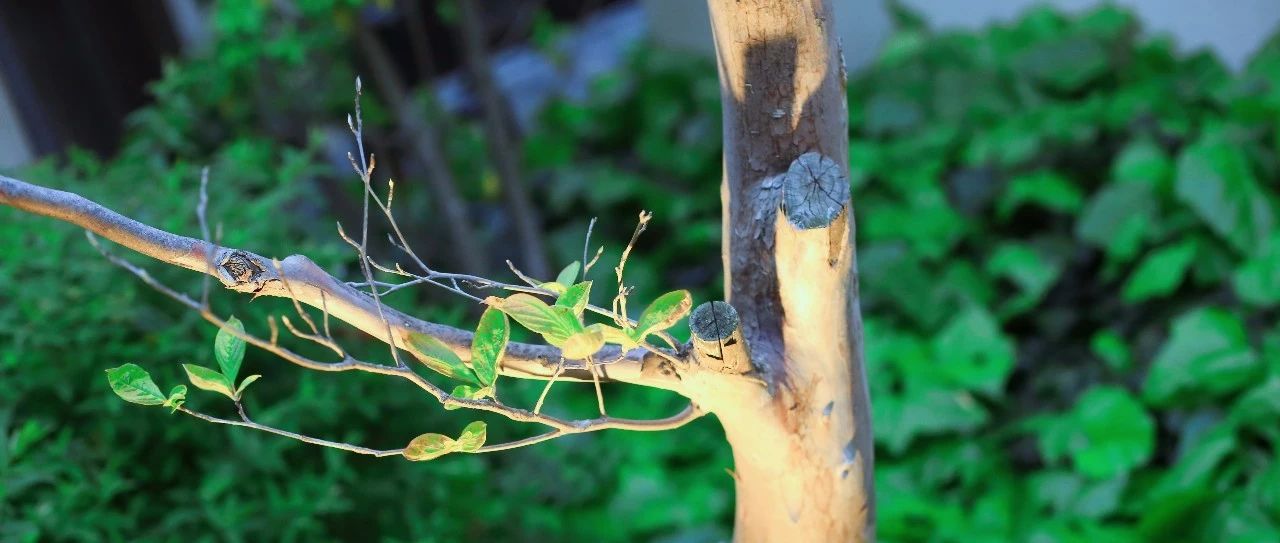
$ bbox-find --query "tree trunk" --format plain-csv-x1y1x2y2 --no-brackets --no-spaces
702,1,873,540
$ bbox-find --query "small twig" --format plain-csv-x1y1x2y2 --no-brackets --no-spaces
612,211,652,328
533,359,565,414
587,354,607,416
581,217,597,280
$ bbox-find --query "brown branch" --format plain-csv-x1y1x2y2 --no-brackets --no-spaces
0,174,685,393
456,0,550,278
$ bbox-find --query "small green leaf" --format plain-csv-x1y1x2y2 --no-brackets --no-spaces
560,328,606,359
1090,330,1131,372
1067,386,1156,479
1144,307,1261,405
214,316,246,382
539,282,568,295
105,364,167,406
470,307,508,387
485,294,582,346
403,433,456,461
183,364,236,399
555,261,581,286
445,384,493,410
1233,233,1280,306
456,421,487,452
164,385,188,412
633,290,693,339
555,281,592,317
1122,240,1197,302
406,332,480,385
587,323,639,350
1175,136,1274,254
234,375,262,400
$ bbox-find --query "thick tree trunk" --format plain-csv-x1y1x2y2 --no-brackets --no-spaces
702,1,873,540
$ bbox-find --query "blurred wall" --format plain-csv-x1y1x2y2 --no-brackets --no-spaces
0,73,34,170
643,0,1280,71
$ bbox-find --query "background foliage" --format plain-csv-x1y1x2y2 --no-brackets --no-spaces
1,1,1278,541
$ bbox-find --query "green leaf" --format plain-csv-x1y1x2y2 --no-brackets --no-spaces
470,307,508,387
1233,232,1280,306
1175,136,1275,254
560,328,606,360
444,384,491,410
1113,138,1172,189
164,384,188,411
555,261,581,286
1122,240,1197,302
555,281,592,317
1067,386,1156,479
485,294,582,346
456,421,486,452
633,290,693,339
234,375,261,400
183,364,236,399
1090,330,1131,372
214,316,246,382
997,170,1085,219
587,323,639,350
932,306,1016,395
406,332,480,385
403,433,456,461
1144,307,1261,405
105,364,167,406
1076,181,1157,263
986,243,1061,316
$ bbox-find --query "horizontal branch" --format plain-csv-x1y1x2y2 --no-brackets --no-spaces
0,174,686,392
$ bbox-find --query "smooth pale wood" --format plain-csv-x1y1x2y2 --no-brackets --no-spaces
699,0,874,540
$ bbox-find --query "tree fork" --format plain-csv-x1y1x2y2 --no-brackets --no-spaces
702,0,873,540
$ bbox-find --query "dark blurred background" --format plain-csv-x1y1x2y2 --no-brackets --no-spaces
1,1,1279,541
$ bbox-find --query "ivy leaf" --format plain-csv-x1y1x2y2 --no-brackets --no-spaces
470,307,508,387
587,323,639,350
560,328,606,360
932,306,1016,395
1066,386,1156,479
183,364,236,399
1144,307,1261,406
1175,136,1275,254
485,294,582,346
456,421,487,453
214,316,246,382
633,290,693,340
1233,233,1280,306
1122,240,1197,302
555,281,592,317
105,364,167,406
406,332,480,385
234,375,262,400
403,433,456,461
555,261,581,286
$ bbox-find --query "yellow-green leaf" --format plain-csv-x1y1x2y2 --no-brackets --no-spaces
183,364,236,399
456,421,487,452
403,433,455,461
485,294,582,346
214,316,246,382
634,290,693,339
588,323,640,350
234,375,262,400
105,364,166,406
470,307,508,387
445,384,492,410
555,261,581,286
407,332,480,385
560,328,606,359
555,281,592,317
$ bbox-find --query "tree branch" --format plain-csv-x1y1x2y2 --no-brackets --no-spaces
0,174,685,393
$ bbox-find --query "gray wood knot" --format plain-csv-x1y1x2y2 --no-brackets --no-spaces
782,152,850,230
219,251,266,284
689,301,739,344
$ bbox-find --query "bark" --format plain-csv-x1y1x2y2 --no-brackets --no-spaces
699,1,874,540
